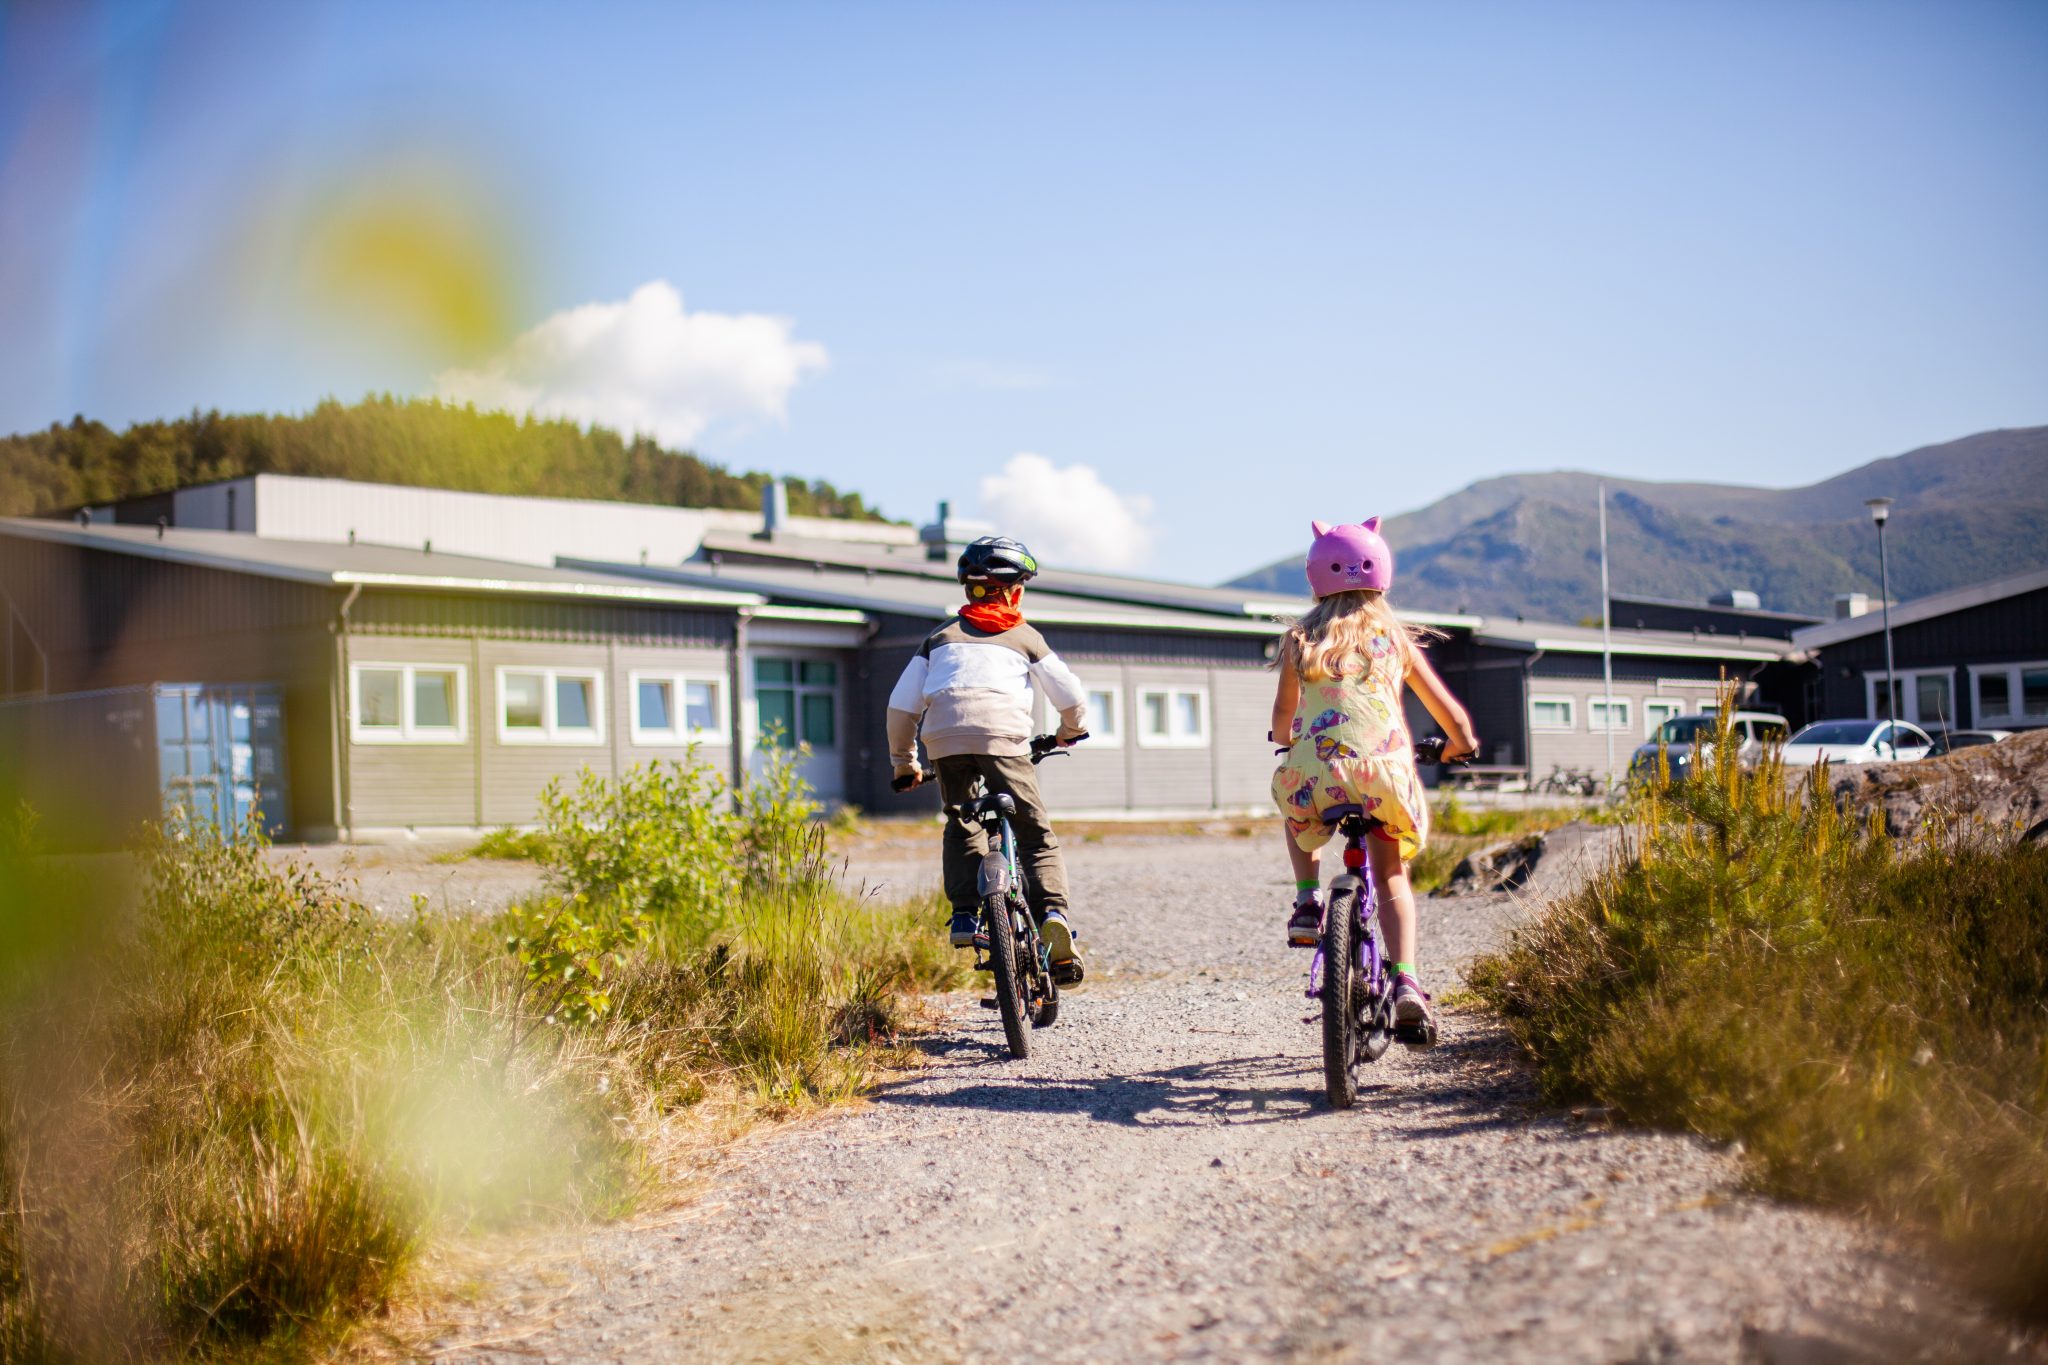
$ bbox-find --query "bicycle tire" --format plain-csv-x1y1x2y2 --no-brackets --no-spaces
983,892,1029,1059
1321,884,1360,1109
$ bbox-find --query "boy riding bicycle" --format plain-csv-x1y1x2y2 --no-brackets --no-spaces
886,535,1089,983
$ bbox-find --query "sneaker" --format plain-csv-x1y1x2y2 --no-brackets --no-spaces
1392,972,1438,1046
1039,910,1085,985
1286,893,1323,948
949,909,985,949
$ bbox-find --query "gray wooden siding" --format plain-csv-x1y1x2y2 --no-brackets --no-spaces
1523,676,1713,777
1127,665,1216,808
344,636,482,828
479,640,615,826
1211,666,1280,808
1031,662,1129,810
612,643,736,778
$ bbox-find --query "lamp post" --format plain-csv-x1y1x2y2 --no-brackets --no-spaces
1865,498,1896,722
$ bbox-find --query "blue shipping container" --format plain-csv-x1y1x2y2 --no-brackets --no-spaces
0,682,291,849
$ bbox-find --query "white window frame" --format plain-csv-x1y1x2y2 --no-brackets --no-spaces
628,671,730,746
1529,694,1576,732
1864,667,1959,728
1968,661,2048,728
1642,698,1685,738
1135,686,1209,748
1083,686,1123,748
349,662,468,745
1587,695,1633,733
496,665,605,745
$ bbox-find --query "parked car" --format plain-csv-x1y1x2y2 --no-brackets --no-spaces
1780,719,1933,768
1925,728,2014,757
1627,711,1789,785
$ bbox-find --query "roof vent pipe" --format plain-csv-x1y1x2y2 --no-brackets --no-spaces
761,479,789,540
921,499,953,561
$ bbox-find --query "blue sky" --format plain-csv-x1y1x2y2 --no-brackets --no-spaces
2,0,2044,580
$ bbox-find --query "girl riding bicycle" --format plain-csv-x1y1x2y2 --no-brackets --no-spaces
1270,517,1479,1040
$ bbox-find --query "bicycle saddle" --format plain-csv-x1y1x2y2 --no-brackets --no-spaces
1319,803,1382,829
947,792,1016,820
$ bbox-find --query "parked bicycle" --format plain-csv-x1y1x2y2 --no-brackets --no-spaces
1533,764,1600,798
1308,735,1465,1108
928,733,1079,1059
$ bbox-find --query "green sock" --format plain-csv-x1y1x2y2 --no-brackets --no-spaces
1393,961,1418,977
1295,878,1319,893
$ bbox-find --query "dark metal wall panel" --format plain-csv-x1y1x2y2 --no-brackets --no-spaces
1813,586,2048,723
0,537,343,834
350,592,734,647
1609,597,1814,640
0,536,337,660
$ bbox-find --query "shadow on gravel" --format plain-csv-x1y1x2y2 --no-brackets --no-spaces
873,1053,1326,1126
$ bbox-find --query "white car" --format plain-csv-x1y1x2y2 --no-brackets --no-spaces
1780,719,1933,768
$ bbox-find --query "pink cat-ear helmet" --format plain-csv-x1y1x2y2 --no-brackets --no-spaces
1304,517,1394,598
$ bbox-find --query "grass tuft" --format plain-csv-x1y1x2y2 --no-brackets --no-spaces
1470,711,2048,1315
0,749,956,1360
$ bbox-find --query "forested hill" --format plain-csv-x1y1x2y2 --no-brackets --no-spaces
1226,426,2048,622
0,397,890,521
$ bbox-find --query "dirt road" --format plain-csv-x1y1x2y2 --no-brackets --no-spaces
434,833,2031,1363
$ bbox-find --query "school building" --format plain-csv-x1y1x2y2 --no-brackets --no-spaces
1,478,1798,844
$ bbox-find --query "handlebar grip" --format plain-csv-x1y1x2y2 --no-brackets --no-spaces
890,773,921,792
1413,736,1473,766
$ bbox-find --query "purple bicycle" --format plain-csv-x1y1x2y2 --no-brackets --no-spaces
1307,734,1457,1109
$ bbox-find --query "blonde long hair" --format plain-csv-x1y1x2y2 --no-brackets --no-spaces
1276,590,1440,680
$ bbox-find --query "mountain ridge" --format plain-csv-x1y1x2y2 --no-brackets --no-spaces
1225,427,2048,622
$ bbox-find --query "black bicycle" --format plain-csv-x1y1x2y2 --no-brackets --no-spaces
1308,735,1464,1108
901,733,1080,1059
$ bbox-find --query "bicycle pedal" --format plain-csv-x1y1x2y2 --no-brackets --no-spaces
978,997,1000,1010
1300,1013,1318,1025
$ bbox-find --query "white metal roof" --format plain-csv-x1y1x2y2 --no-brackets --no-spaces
1789,566,2048,649
571,556,1293,636
690,530,1481,630
1,518,766,608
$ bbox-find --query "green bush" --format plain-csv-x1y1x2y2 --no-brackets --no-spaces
0,746,957,1361
1471,719,2048,1315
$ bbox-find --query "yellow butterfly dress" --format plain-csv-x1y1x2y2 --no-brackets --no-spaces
1270,628,1430,860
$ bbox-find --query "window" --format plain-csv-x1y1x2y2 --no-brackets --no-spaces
1084,687,1122,747
630,672,729,746
1865,668,1956,728
1135,687,1209,747
350,663,467,744
1643,698,1684,738
1587,696,1632,732
496,667,603,744
1529,695,1575,731
1971,662,2048,727
755,657,838,749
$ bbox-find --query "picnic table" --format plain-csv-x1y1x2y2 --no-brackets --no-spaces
1438,764,1529,793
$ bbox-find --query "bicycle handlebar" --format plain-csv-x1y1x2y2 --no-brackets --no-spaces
891,732,1087,793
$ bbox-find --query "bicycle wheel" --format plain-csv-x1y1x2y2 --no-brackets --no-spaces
983,892,1029,1059
1321,883,1360,1109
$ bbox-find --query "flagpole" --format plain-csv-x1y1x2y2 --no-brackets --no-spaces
1599,482,1615,797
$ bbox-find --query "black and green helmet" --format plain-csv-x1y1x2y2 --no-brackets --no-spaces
957,535,1040,586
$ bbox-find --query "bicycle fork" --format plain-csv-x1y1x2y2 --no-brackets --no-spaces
1305,844,1384,1009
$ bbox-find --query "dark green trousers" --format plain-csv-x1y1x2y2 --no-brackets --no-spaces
935,753,1071,919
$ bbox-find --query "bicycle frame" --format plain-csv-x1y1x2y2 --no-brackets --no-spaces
1306,819,1388,1010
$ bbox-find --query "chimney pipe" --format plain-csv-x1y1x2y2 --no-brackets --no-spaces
761,480,789,540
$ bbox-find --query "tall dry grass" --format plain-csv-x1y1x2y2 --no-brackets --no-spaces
0,749,961,1361
1470,715,2048,1315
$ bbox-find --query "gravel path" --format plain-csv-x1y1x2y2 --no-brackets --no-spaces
432,832,2036,1363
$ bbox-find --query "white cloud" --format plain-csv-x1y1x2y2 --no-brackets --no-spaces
433,280,827,447
976,453,1155,573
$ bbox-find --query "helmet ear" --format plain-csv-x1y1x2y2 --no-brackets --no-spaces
1310,520,1331,536
1361,516,1381,532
